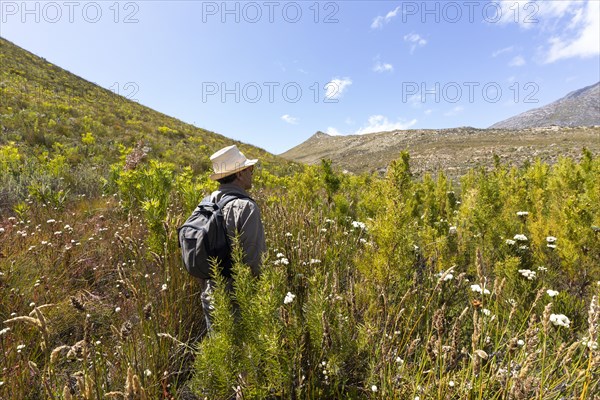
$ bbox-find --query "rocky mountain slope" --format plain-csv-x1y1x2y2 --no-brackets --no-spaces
281,126,600,178
490,82,599,129
282,82,600,178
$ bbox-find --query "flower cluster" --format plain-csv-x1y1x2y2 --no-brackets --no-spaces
470,284,490,295
284,292,295,304
518,269,536,280
274,252,289,265
546,236,557,249
549,314,570,328
351,220,366,230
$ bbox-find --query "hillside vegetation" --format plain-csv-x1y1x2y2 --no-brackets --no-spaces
0,38,599,399
281,126,600,177
0,37,294,211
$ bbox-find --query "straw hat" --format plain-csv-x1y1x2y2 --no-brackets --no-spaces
209,145,258,180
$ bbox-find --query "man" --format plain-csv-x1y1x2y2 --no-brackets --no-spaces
200,145,266,331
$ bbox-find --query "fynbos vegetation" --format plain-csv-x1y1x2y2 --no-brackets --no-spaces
1,145,598,399
1,36,598,399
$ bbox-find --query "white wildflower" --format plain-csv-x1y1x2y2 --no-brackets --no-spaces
547,244,556,249
309,259,321,264
471,284,483,293
279,258,289,265
518,269,536,280
546,236,557,243
0,327,10,336
517,339,524,346
546,289,559,297
144,369,152,377
448,380,455,387
449,226,457,234
506,239,516,245
46,219,56,224
351,220,366,230
516,211,529,217
17,344,25,352
320,228,327,233
549,314,570,328
538,266,547,271
284,292,296,304
161,284,168,291
396,356,404,363
371,385,377,392
115,307,121,313
482,309,491,316
514,234,528,241
285,232,292,237
29,302,35,307
443,273,454,282
588,341,598,350
0,228,4,233
276,253,285,258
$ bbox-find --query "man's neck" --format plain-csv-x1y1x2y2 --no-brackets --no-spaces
219,182,248,193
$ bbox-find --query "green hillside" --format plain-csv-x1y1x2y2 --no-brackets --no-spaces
0,37,293,209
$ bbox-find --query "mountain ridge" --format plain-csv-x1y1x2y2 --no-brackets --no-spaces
490,82,600,129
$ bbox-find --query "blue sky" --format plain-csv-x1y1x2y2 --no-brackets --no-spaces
2,0,599,154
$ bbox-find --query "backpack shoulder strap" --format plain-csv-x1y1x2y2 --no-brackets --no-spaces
216,193,252,211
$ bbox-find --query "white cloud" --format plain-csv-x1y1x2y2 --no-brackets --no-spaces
325,78,352,100
354,115,417,135
444,106,464,117
326,127,342,136
545,0,599,62
373,61,394,73
424,109,433,115
404,33,428,54
509,55,526,67
492,46,514,57
281,114,298,124
496,0,599,63
371,6,400,29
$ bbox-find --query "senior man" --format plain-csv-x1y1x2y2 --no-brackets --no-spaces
201,144,266,331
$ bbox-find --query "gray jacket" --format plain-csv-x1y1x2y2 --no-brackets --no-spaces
209,183,266,277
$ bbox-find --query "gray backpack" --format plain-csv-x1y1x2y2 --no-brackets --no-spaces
177,194,248,279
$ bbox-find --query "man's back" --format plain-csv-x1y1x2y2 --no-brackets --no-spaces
210,183,265,277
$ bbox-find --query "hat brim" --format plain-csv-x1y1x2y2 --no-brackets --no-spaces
209,159,258,180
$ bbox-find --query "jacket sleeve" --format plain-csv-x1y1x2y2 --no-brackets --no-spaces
227,199,266,277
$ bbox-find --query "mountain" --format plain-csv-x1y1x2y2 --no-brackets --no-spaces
0,37,288,172
281,125,600,178
490,82,600,129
